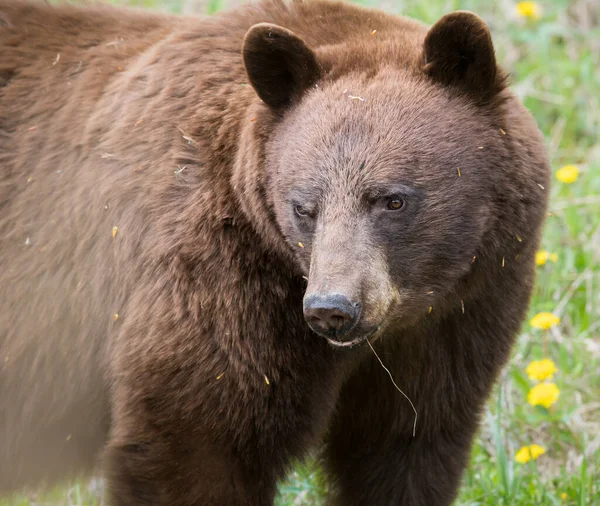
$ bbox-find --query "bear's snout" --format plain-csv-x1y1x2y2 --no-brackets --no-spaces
303,293,362,344
303,293,360,335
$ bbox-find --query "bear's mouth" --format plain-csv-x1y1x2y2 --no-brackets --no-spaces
325,325,382,349
326,335,368,349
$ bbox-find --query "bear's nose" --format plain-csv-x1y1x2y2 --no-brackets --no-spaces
303,294,360,340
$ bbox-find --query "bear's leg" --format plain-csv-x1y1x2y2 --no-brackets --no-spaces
103,351,280,506
323,342,491,506
105,435,277,506
324,426,476,506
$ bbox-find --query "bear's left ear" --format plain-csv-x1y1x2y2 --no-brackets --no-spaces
243,23,321,110
423,11,502,100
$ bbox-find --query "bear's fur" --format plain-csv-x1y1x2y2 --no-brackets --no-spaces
0,0,549,504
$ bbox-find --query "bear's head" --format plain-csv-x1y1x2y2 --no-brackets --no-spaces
240,11,542,348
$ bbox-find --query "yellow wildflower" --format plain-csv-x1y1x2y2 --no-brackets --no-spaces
561,493,568,500
536,251,549,265
528,382,560,408
556,164,579,184
526,359,557,381
515,444,546,463
536,251,558,266
516,1,541,19
530,312,560,330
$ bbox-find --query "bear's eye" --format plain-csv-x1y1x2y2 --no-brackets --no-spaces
295,204,311,217
386,197,405,211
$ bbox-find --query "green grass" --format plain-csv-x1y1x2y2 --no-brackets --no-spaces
3,0,599,504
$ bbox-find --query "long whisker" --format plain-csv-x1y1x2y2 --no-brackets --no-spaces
367,339,418,437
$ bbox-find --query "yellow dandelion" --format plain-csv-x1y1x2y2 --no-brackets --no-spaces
526,359,558,381
561,492,568,500
516,1,541,19
528,382,560,408
535,251,558,266
556,164,579,184
530,312,560,330
515,444,546,463
536,251,549,266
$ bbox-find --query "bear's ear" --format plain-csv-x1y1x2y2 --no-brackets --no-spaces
242,23,321,110
423,12,501,100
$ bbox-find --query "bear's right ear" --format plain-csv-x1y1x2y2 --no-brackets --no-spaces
423,11,503,101
242,23,321,110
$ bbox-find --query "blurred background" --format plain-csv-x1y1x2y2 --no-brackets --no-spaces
4,0,599,504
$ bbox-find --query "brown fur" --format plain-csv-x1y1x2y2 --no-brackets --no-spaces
0,1,549,504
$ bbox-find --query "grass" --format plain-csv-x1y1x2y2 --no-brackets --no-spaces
3,0,599,504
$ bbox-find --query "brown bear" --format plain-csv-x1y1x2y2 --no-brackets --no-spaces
0,0,549,504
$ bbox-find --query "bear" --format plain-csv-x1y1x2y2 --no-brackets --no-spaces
0,0,550,505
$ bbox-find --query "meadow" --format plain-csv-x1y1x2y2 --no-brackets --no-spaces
3,0,599,504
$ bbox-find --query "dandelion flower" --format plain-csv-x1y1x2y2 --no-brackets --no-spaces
536,251,558,266
515,444,546,463
516,1,541,19
528,382,560,408
536,251,549,265
526,359,557,381
530,312,560,330
556,165,579,184
561,493,568,500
